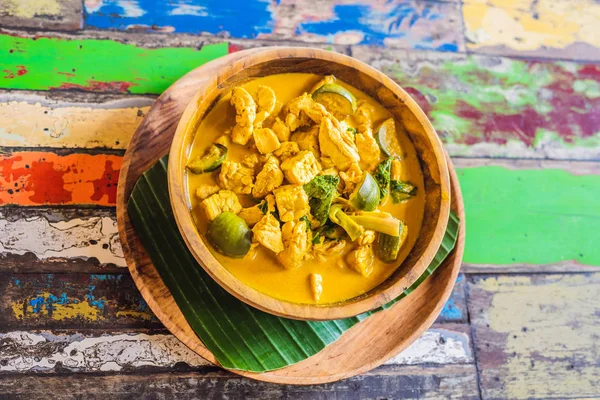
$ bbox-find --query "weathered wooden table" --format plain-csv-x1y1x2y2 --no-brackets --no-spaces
0,1,598,399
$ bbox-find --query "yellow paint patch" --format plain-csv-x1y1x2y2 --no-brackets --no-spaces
463,0,600,52
11,292,101,321
0,101,149,149
2,0,60,18
115,310,153,321
479,275,599,399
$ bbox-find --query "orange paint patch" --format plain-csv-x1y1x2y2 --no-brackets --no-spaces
0,152,122,206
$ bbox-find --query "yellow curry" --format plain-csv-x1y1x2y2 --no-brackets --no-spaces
186,73,425,304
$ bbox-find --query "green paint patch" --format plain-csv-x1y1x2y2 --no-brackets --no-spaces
458,166,600,266
0,35,228,94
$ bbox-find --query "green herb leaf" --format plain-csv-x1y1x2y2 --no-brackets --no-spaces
303,175,340,225
373,157,393,201
390,180,417,203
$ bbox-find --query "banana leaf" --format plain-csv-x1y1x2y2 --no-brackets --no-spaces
128,156,460,372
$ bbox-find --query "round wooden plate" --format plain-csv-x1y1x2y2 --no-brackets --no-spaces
116,49,465,385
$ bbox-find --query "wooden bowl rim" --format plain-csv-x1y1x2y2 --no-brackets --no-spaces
168,47,451,320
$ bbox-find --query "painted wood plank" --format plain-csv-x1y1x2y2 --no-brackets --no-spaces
463,0,600,61
453,158,600,268
352,46,600,160
0,34,228,94
0,152,121,206
0,92,152,149
2,158,598,269
83,0,464,52
468,273,600,399
0,365,480,399
0,274,159,329
0,208,125,272
0,324,472,373
0,0,82,31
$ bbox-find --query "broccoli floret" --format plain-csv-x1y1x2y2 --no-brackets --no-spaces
390,180,417,203
374,157,393,201
303,175,340,225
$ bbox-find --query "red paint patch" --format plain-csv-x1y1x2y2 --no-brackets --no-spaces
16,65,27,76
228,43,245,54
403,87,432,115
52,80,135,93
0,152,122,206
90,160,120,204
579,65,600,80
3,69,15,79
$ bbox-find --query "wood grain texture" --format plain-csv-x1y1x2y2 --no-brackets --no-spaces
352,46,600,160
0,152,121,206
83,0,464,51
168,47,451,320
468,273,600,399
1,273,159,329
0,324,471,374
0,208,125,272
0,365,480,399
117,49,464,383
0,92,151,149
0,0,82,31
463,0,600,61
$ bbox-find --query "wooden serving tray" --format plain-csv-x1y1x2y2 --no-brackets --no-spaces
116,49,465,385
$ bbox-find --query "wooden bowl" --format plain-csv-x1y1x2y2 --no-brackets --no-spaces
168,47,450,320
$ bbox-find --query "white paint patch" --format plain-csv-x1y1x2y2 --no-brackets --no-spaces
0,331,207,372
384,328,472,365
117,0,145,18
0,214,125,266
84,0,104,14
0,328,471,373
169,3,208,17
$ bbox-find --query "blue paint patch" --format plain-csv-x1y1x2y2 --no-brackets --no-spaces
440,296,463,320
86,285,106,310
90,274,121,282
439,275,464,320
295,3,456,49
85,0,274,38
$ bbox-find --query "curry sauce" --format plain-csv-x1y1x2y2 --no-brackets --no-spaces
186,73,425,304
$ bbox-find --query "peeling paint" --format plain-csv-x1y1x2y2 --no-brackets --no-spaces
0,99,149,149
0,152,122,206
470,274,600,399
0,34,228,94
463,0,600,60
0,326,471,372
0,213,124,266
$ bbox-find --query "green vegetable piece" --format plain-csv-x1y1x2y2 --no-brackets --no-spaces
303,175,340,225
390,180,417,203
312,83,357,117
186,143,228,174
348,211,401,237
349,172,380,211
377,221,408,263
373,157,393,201
347,127,357,135
206,212,252,258
258,200,269,215
376,118,404,158
329,204,363,241
300,215,311,232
